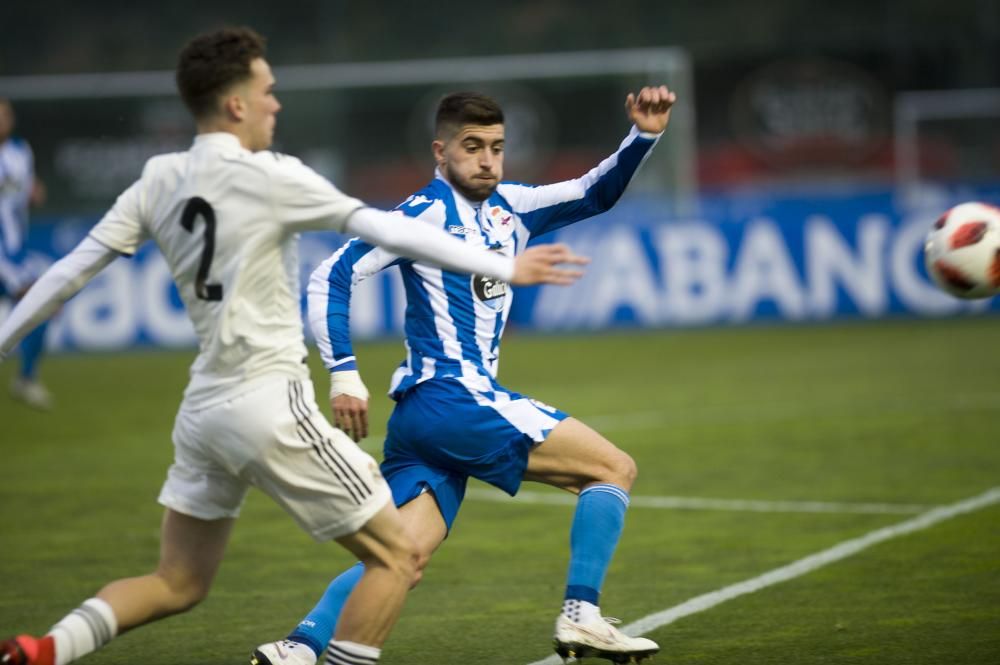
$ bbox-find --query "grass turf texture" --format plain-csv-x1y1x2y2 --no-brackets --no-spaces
1,317,998,664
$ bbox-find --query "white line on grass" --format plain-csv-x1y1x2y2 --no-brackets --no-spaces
358,391,999,447
525,485,1000,665
466,488,931,515
580,393,1000,432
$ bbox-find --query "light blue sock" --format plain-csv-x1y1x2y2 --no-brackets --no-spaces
18,321,48,380
564,483,630,605
288,562,365,657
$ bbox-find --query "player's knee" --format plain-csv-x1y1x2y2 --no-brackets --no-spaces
173,580,211,612
605,448,637,490
409,547,435,588
377,535,420,588
403,542,421,585
157,569,212,613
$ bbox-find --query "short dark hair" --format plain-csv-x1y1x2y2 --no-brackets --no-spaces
435,92,504,139
176,27,267,120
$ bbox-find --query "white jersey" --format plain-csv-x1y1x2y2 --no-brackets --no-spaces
90,132,364,407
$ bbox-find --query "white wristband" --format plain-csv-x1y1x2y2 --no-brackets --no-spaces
330,369,370,401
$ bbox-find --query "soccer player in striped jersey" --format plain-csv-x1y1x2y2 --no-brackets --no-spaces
0,28,584,665
0,98,52,410
253,88,675,665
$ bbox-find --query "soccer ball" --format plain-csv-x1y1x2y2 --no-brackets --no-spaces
924,201,1000,300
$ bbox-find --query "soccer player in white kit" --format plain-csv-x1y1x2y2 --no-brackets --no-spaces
0,27,585,665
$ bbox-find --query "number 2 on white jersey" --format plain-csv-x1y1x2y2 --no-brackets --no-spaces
180,197,223,301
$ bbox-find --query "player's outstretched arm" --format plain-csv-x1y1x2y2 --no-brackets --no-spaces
496,87,676,240
0,237,117,361
344,206,588,285
510,243,588,286
625,85,676,135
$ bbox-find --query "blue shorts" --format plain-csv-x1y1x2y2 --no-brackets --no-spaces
380,376,569,530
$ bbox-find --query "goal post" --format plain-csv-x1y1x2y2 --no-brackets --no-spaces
894,88,1000,208
1,48,696,216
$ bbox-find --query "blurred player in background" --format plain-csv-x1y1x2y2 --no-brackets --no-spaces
0,27,585,665
0,97,52,410
253,87,674,665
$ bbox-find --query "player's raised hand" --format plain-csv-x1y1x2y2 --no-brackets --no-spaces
511,243,589,286
329,369,370,442
625,85,676,134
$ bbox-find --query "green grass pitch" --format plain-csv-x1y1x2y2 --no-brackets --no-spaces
2,317,999,664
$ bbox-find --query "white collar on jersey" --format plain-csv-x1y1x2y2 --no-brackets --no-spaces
192,132,245,151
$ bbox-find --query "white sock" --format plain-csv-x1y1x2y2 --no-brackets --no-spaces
325,640,380,665
48,598,118,665
561,599,602,624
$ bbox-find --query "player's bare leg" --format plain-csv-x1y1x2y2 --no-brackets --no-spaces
378,490,450,590
1,509,233,665
526,418,659,663
98,509,234,628
251,503,417,665
331,503,418,647
525,417,636,494
252,494,446,665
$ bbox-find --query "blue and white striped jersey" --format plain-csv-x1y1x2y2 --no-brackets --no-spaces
308,126,660,399
0,137,34,255
0,137,36,289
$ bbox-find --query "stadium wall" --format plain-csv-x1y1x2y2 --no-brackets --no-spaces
13,187,1000,353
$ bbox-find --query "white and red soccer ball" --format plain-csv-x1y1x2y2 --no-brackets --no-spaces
924,201,1000,300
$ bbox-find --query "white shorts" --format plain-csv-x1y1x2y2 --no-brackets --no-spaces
159,375,391,542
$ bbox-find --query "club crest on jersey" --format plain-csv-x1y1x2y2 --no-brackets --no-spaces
473,274,508,307
488,205,512,227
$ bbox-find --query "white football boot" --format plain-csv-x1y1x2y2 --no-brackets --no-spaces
9,378,53,411
554,614,659,663
249,640,317,665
